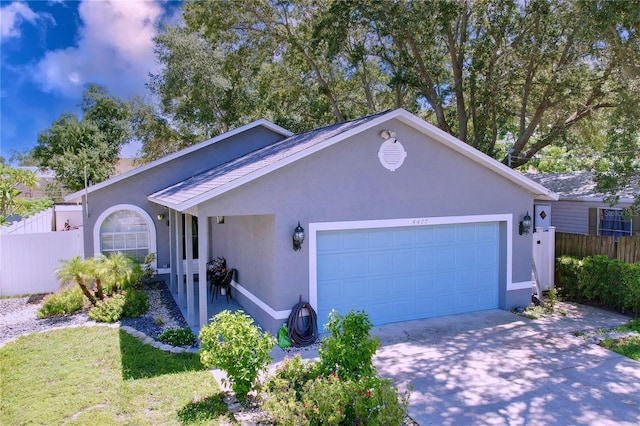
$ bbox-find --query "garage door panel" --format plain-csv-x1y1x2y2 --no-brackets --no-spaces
317,222,500,327
391,250,414,270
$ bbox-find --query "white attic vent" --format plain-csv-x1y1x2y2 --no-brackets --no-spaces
378,138,407,171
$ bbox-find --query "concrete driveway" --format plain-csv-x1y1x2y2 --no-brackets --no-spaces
371,305,640,425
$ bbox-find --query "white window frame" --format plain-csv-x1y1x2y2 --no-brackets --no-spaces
93,204,157,267
597,207,632,238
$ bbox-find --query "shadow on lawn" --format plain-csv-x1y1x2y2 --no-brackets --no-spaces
177,393,232,424
118,329,204,380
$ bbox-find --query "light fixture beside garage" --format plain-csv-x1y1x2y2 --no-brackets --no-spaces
378,129,407,171
293,222,305,251
519,211,532,235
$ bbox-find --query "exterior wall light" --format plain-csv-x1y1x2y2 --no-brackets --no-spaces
519,211,532,235
157,213,165,221
216,216,225,224
293,221,305,251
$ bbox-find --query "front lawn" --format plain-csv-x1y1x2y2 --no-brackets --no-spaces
0,327,230,425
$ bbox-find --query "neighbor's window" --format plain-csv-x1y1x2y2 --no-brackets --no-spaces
598,208,632,239
100,209,150,262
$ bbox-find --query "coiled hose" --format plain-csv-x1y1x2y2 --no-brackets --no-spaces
287,300,318,347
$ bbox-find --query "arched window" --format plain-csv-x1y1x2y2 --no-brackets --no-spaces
94,205,156,264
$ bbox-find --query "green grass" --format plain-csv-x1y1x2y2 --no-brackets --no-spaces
600,318,640,362
0,327,233,425
600,336,640,361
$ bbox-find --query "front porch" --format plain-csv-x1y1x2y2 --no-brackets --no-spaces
161,273,243,332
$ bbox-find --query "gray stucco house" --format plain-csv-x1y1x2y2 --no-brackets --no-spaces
526,171,638,238
66,109,558,333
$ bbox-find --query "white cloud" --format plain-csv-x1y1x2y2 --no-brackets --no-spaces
33,0,166,99
1,1,53,40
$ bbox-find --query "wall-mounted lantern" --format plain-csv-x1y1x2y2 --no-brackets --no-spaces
293,221,305,251
519,211,532,235
216,216,225,224
156,213,165,221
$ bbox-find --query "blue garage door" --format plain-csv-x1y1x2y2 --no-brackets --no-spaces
316,222,500,328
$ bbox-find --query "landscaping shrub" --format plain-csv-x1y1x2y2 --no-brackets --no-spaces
158,327,196,347
122,289,149,318
262,310,408,425
318,309,380,380
556,255,640,315
37,285,85,318
89,293,126,323
199,310,275,401
88,290,149,323
621,263,640,315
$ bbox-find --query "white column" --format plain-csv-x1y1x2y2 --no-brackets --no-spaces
185,213,195,326
198,211,209,329
175,210,184,306
169,209,176,293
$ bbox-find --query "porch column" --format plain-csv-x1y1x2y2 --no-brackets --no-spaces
185,213,195,326
169,209,176,293
175,210,184,306
197,211,209,329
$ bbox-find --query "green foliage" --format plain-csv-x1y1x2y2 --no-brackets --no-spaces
34,84,130,192
15,198,54,219
266,354,318,400
37,285,86,318
122,289,149,318
89,293,126,323
158,327,197,347
199,310,276,401
318,309,380,380
556,255,640,315
263,365,409,425
88,290,148,323
0,164,38,225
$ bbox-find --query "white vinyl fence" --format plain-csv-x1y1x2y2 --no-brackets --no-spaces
1,208,54,235
532,226,556,291
0,229,83,297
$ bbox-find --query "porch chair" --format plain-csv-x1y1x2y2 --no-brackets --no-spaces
213,268,235,303
207,257,226,298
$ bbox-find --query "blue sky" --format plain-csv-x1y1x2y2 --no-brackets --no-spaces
1,0,182,162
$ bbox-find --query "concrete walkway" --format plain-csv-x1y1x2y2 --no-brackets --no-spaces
369,305,639,425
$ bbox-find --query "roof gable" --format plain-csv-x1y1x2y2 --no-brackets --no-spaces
525,171,636,202
149,109,558,211
64,119,292,201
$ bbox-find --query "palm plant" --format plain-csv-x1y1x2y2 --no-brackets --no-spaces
84,257,105,300
56,256,97,306
97,252,136,294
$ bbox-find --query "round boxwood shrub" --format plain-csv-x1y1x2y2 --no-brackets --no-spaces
158,327,196,347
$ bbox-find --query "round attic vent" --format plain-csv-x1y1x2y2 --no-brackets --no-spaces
378,139,407,171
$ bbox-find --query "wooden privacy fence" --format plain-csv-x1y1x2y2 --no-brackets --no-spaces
555,232,640,263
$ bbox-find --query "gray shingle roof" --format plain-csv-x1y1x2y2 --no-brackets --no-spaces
148,111,390,207
525,171,637,200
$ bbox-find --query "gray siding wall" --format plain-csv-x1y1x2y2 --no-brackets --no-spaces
544,200,637,235
81,126,285,266
197,119,536,332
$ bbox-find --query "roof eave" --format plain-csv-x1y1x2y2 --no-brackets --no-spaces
64,119,292,202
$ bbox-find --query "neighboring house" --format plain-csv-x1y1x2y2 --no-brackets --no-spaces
65,109,558,333
526,171,638,238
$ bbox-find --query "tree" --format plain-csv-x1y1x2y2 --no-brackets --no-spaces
0,164,38,225
34,84,131,191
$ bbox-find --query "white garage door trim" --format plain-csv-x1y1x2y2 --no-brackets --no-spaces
308,214,514,315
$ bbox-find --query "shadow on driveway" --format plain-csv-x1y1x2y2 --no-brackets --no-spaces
372,306,640,425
